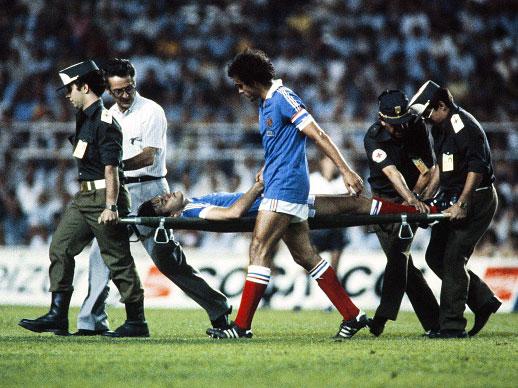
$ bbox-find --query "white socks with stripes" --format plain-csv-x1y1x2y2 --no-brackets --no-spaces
246,265,271,285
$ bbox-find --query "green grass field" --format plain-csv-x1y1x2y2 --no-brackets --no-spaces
0,306,516,388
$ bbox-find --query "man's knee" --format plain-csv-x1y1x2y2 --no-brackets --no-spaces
151,242,185,271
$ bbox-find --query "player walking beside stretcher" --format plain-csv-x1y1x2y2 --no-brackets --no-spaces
137,178,438,221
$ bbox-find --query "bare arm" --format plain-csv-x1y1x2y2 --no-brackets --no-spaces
98,165,120,224
382,165,429,213
302,122,363,194
123,147,157,171
412,165,433,196
443,171,483,220
421,164,440,200
203,181,264,220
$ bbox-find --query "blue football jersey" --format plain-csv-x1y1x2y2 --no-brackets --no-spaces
181,192,262,218
258,79,312,204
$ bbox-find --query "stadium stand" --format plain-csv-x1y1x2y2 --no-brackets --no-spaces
0,0,516,255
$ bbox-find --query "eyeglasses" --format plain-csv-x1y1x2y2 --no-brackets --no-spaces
110,84,135,97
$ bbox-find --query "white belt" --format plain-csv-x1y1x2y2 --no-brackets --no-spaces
80,179,106,192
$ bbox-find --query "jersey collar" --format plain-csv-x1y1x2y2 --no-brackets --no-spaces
264,79,283,100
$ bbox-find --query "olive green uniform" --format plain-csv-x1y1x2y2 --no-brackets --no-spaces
49,99,143,303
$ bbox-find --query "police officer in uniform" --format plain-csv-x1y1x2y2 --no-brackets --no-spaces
410,81,501,338
19,60,148,337
363,90,440,336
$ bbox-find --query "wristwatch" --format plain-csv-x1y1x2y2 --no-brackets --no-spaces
456,201,468,209
106,204,118,212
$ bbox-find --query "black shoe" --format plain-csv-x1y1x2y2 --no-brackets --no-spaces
469,296,502,337
18,292,72,336
206,321,252,339
427,329,468,339
210,306,232,329
333,312,368,340
102,321,150,338
73,329,109,336
367,316,387,337
422,329,440,337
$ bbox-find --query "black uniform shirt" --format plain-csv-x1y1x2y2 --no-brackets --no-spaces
364,119,434,199
431,106,495,195
71,99,124,181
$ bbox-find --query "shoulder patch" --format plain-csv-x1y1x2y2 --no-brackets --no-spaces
372,149,387,163
101,109,113,124
451,114,464,133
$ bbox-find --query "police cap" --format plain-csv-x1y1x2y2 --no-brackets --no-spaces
378,90,413,125
57,60,99,91
408,80,441,119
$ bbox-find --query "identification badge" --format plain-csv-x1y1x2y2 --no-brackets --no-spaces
73,139,88,159
412,158,429,174
442,153,454,172
451,114,464,133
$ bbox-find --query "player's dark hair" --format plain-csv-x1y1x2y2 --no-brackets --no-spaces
75,69,106,96
137,200,158,217
104,58,136,79
227,48,275,86
430,87,455,109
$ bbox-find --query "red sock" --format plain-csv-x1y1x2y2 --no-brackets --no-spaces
372,197,439,214
309,260,359,321
234,265,271,330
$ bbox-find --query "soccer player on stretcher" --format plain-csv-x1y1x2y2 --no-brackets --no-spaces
137,179,438,221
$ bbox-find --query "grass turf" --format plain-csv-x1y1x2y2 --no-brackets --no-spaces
0,306,516,387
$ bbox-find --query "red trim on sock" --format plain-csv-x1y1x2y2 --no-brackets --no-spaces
316,266,359,320
234,280,268,330
375,197,439,214
375,197,419,214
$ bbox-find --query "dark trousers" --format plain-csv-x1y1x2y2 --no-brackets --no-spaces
374,222,440,331
425,186,498,330
49,187,144,303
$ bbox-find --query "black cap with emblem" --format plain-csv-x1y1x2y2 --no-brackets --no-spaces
377,90,413,125
408,80,441,119
57,60,99,91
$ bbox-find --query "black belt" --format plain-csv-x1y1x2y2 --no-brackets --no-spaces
124,175,165,184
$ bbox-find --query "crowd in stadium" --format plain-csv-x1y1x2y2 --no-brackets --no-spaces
0,1,516,255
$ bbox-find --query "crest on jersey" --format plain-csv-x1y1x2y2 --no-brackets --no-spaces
372,149,387,163
266,117,273,127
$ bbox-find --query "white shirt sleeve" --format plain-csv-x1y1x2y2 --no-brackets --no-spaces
141,102,167,150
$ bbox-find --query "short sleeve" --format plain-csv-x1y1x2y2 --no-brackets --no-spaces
463,125,489,174
181,203,211,218
364,136,394,170
141,103,167,149
277,88,312,130
98,121,123,166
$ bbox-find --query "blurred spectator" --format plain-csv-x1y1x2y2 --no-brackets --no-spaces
1,189,28,245
0,0,516,255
